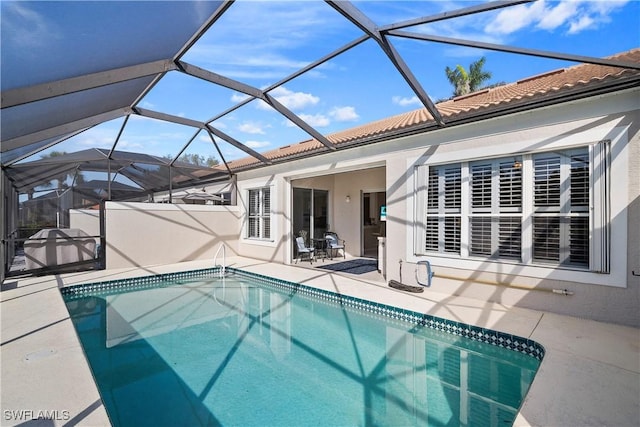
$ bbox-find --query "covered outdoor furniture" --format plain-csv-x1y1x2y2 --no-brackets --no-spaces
324,232,346,259
24,228,97,270
295,236,315,264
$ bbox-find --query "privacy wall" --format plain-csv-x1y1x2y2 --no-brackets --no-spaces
104,202,240,269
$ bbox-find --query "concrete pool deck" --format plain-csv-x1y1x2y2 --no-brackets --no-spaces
1,256,638,426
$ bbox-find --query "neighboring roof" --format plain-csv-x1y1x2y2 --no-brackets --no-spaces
22,180,145,204
5,148,227,194
225,48,640,171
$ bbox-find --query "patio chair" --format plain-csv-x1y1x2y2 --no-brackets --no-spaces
295,236,315,264
324,232,346,259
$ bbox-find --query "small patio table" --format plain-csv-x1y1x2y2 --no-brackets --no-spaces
312,238,329,261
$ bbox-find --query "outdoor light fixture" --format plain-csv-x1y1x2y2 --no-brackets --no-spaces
345,195,351,203
513,158,522,169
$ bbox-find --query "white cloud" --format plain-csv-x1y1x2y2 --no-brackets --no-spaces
484,1,547,35
245,140,271,149
568,15,595,34
537,1,578,30
209,121,227,130
73,128,124,149
392,96,420,107
269,87,320,111
485,0,629,35
591,0,629,15
185,2,340,80
2,3,59,49
298,113,330,127
329,106,359,122
139,101,156,109
230,93,250,103
113,140,145,151
238,122,266,135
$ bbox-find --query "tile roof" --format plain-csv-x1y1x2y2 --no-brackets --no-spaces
225,49,640,171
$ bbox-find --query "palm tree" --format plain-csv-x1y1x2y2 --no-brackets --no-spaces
39,151,86,191
445,64,470,97
40,151,71,191
468,57,492,92
445,57,492,97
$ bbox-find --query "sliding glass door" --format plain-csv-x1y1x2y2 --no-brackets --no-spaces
292,188,328,250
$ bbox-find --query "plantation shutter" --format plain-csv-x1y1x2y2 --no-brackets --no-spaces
469,162,492,256
470,163,492,211
418,164,461,255
533,155,561,209
590,141,610,273
533,154,561,262
248,189,260,238
470,216,491,256
499,159,522,260
443,166,461,253
499,160,522,211
498,216,521,259
263,188,271,239
569,151,590,266
414,165,429,255
248,188,271,239
469,158,522,260
427,166,439,212
444,166,461,211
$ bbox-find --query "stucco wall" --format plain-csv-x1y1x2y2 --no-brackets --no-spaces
287,168,386,258
234,88,639,326
236,155,387,263
329,168,385,257
69,209,101,243
384,89,640,327
104,202,240,269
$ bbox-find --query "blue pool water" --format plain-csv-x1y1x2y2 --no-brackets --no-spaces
62,268,542,427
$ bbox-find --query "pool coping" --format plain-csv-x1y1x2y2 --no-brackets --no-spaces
2,256,639,426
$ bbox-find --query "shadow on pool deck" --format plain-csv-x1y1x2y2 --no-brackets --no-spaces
1,257,638,427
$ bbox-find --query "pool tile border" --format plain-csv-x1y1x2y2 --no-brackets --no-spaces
60,266,545,361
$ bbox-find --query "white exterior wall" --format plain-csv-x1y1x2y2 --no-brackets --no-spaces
385,89,640,327
69,209,101,243
104,202,239,269
236,149,388,263
235,88,640,326
287,168,385,257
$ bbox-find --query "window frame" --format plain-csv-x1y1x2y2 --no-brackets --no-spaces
425,163,462,254
531,148,590,267
416,145,602,271
468,157,523,261
247,187,271,240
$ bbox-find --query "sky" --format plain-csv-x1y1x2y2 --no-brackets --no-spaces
3,0,639,170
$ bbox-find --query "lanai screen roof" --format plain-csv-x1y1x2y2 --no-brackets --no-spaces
2,1,639,198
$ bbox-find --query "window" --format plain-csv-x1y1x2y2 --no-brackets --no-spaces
248,187,271,239
469,158,522,260
417,142,610,272
532,149,589,266
425,164,461,254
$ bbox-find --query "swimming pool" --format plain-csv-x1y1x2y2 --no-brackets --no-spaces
62,268,544,426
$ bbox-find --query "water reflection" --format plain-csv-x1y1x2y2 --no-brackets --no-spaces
64,277,538,427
